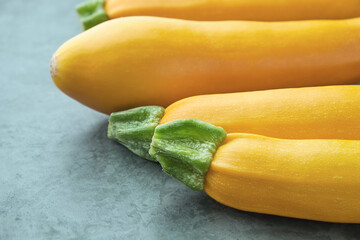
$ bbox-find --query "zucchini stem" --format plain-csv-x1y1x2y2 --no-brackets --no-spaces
149,119,226,191
76,0,108,30
108,106,165,161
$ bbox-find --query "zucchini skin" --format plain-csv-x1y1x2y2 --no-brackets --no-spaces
105,0,360,21
205,134,360,223
161,85,360,140
107,86,360,161
52,17,360,114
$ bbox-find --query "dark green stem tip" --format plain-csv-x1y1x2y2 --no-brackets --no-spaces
76,0,108,30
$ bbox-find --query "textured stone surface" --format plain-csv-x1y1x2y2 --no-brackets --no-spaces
0,1,359,239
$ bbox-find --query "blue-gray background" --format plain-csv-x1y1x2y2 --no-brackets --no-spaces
0,1,359,239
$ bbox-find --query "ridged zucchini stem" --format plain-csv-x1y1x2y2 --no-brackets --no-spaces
76,0,108,30
108,106,165,161
149,119,227,191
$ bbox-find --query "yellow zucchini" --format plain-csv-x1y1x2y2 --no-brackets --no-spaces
108,86,360,161
51,17,360,114
149,119,360,223
76,0,360,30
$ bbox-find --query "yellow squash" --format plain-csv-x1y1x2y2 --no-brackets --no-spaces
205,133,360,223
108,86,360,161
76,0,360,30
51,17,360,114
106,0,360,21
149,119,360,223
162,85,360,140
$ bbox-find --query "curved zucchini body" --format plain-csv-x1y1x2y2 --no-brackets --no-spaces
52,17,360,114
108,86,360,161
149,119,360,223
106,0,360,21
205,133,360,223
77,0,360,30
162,85,360,140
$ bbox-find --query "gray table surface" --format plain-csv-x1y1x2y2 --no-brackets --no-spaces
1,1,359,239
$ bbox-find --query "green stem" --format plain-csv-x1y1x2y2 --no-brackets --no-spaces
76,0,109,30
149,119,227,191
108,106,165,161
